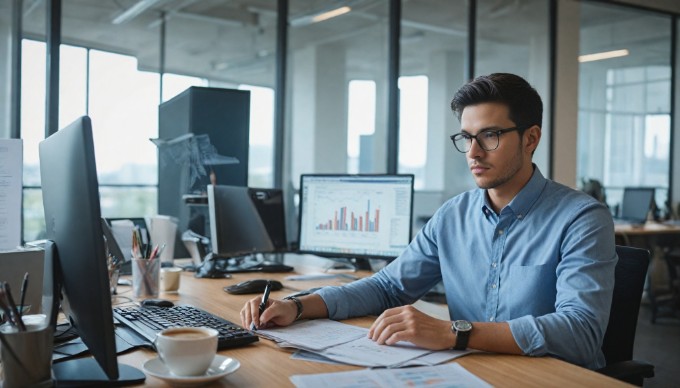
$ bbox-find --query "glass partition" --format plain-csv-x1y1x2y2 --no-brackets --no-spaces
577,2,672,215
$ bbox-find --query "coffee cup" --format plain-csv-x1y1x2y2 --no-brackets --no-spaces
154,327,218,376
160,267,182,293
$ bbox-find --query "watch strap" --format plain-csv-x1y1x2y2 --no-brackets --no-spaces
451,320,471,350
284,296,303,321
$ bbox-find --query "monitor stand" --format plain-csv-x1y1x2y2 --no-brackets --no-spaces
326,258,372,272
53,358,145,386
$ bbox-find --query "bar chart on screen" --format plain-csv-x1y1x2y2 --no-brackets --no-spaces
299,176,413,258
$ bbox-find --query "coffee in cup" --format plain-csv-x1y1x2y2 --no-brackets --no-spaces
154,327,218,376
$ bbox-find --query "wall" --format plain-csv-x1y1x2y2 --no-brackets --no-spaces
552,0,580,187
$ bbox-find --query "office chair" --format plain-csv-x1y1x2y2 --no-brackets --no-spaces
597,245,655,386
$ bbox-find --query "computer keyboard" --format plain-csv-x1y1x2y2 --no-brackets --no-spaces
113,305,258,350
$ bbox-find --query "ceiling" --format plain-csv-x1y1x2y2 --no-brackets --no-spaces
5,0,677,88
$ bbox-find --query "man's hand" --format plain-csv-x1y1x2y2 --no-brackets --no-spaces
368,305,455,350
240,297,297,330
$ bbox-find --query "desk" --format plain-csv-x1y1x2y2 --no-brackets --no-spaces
615,223,680,322
111,268,627,387
614,222,680,247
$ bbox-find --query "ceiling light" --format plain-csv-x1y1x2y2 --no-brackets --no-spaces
290,6,351,27
578,49,629,63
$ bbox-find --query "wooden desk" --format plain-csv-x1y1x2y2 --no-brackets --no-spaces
114,269,627,387
614,222,680,247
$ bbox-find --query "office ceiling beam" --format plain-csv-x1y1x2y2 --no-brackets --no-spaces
112,0,162,25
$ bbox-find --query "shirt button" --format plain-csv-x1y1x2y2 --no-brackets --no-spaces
492,262,497,268
491,283,497,289
498,229,504,235
489,317,495,322
517,214,523,219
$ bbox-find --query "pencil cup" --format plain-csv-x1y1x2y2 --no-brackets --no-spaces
132,258,160,299
0,321,54,387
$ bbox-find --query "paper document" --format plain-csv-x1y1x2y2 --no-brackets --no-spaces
257,319,473,368
0,139,22,251
290,363,492,388
257,319,366,351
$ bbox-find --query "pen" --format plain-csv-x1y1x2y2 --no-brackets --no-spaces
1,282,26,331
251,281,272,331
19,272,29,317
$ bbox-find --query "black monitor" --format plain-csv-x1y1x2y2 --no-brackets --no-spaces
207,184,287,258
39,116,145,385
620,187,655,224
297,174,414,261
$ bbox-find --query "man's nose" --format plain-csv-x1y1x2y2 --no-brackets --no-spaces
467,137,485,158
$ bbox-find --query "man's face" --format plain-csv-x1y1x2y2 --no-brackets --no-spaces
459,103,526,190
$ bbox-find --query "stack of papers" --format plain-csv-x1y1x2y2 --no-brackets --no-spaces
257,319,472,368
290,363,491,388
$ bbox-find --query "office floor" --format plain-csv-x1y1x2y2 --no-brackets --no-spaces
634,304,680,387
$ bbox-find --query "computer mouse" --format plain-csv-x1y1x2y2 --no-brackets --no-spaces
141,298,175,308
224,279,284,295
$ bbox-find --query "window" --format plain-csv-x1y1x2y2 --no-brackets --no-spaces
398,76,428,189
347,80,376,174
577,3,672,212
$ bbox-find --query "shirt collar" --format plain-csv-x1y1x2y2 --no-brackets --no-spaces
480,164,547,219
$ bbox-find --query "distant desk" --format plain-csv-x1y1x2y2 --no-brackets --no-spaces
615,223,680,322
615,221,680,252
114,261,626,387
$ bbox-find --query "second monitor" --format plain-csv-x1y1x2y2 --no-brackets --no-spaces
207,185,288,259
297,174,415,261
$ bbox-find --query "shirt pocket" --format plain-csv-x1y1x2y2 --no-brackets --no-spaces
503,263,557,317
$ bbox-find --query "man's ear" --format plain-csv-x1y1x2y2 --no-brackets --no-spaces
524,125,541,154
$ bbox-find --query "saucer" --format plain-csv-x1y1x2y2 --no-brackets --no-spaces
142,355,240,387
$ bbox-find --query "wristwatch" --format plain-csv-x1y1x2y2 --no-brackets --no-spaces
451,320,473,350
283,295,304,321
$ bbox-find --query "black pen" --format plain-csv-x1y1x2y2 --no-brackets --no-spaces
251,281,272,331
19,272,29,317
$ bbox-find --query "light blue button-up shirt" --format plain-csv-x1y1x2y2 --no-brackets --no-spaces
316,167,617,369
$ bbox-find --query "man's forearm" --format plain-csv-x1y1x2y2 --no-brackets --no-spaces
468,322,523,354
297,294,330,320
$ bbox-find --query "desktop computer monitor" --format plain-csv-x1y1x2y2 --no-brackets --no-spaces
297,174,414,261
207,185,287,258
620,187,655,224
40,116,145,385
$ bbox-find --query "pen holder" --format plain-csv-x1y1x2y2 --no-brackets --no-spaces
131,258,160,299
0,323,54,387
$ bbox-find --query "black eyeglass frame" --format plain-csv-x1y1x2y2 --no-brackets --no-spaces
449,126,529,153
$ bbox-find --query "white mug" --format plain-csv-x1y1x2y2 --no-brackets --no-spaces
154,327,218,376
160,267,182,293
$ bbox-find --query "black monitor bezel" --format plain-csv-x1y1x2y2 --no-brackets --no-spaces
296,173,415,261
40,116,144,385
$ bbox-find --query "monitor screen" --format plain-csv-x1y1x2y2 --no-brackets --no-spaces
40,116,144,385
208,185,287,258
297,174,414,259
621,187,655,223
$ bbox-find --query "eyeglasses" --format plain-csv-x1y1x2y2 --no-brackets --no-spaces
449,126,527,153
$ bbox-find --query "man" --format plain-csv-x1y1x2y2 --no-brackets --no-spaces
241,73,617,369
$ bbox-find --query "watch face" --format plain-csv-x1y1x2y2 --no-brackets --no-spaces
454,320,472,332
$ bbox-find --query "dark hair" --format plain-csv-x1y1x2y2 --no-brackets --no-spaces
450,73,543,129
